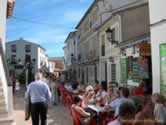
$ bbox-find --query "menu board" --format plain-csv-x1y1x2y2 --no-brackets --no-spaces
160,44,166,98
132,58,140,82
120,58,127,83
128,57,133,80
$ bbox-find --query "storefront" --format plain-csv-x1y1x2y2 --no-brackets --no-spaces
120,42,152,86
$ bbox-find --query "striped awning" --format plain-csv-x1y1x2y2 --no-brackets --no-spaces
7,0,15,18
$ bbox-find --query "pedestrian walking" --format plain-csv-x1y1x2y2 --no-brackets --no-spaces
49,76,57,105
25,72,51,125
15,79,20,93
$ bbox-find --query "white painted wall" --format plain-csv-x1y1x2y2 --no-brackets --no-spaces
149,0,166,93
64,32,77,69
0,0,7,48
48,61,56,73
99,15,121,84
38,48,48,69
0,0,11,113
6,39,48,72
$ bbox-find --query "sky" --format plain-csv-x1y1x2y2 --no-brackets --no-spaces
6,0,93,57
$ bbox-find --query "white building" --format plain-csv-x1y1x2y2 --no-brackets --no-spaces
98,0,150,88
0,0,15,124
149,0,166,96
48,57,64,77
64,31,78,80
6,38,48,75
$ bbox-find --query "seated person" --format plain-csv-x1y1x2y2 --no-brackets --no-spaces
130,95,145,113
108,102,136,125
152,93,166,124
82,86,95,108
108,87,134,117
95,81,109,106
132,80,145,96
108,86,118,103
133,97,155,125
94,80,100,94
72,96,91,124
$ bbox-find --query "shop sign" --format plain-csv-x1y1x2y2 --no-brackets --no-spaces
120,58,127,83
160,43,166,98
139,43,151,56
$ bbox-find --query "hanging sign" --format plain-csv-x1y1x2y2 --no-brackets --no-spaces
160,43,166,98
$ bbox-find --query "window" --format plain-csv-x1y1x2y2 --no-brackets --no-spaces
25,54,31,63
25,45,31,52
111,64,116,81
11,45,16,52
101,35,105,56
89,20,93,28
111,28,115,42
11,55,16,64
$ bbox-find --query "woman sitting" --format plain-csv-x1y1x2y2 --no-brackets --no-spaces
82,86,95,108
72,96,91,125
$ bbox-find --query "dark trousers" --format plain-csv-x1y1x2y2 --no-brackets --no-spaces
31,102,48,125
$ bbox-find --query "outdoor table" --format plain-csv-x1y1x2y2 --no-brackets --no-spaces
87,104,115,114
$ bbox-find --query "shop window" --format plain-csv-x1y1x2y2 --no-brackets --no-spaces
111,64,116,81
132,58,140,82
127,56,133,80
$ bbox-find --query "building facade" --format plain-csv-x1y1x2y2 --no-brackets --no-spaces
6,39,48,79
0,0,15,124
75,0,114,85
98,0,150,87
75,0,147,85
98,14,121,85
64,31,78,80
48,57,64,77
149,0,166,97
118,1,150,87
64,0,150,85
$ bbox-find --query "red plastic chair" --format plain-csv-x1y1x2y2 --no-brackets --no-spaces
59,85,67,106
66,92,74,104
69,105,80,125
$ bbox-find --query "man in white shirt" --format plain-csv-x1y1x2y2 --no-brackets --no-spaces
25,72,51,125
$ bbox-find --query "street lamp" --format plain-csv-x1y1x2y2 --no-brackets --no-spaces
25,62,30,87
105,28,118,45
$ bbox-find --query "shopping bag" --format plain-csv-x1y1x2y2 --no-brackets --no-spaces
25,97,31,121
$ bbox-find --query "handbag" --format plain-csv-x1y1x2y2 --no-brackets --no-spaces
25,96,31,121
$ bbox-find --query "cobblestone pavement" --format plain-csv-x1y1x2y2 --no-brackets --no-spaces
13,88,72,125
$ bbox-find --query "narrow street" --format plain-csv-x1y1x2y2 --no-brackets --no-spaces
13,88,72,125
